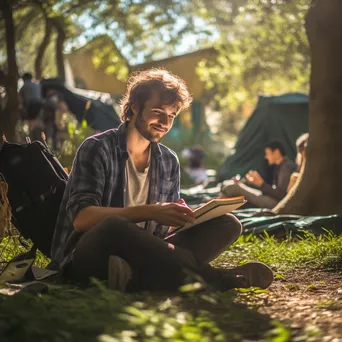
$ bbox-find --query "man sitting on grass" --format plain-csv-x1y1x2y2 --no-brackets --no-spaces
222,141,297,209
51,68,273,292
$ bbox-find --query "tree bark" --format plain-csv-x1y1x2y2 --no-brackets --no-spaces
279,0,342,216
34,16,53,80
0,0,19,141
53,17,66,81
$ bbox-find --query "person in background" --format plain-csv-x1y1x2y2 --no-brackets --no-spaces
182,145,208,186
221,140,297,208
18,72,44,141
19,73,42,114
286,133,309,192
272,133,309,213
42,90,67,151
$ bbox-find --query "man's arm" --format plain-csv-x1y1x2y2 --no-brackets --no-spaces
65,138,108,228
66,139,145,231
73,202,195,232
246,169,286,200
68,140,194,232
73,205,157,232
259,182,286,200
260,163,294,200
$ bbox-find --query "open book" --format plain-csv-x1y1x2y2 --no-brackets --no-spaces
169,196,246,235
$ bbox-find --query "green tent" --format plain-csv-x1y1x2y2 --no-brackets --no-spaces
217,93,309,182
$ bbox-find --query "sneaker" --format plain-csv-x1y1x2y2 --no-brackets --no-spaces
212,262,274,291
108,256,132,291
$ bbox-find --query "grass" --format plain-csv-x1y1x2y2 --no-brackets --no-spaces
213,231,342,272
0,230,341,342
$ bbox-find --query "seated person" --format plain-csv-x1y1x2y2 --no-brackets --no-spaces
273,133,309,213
221,141,297,208
51,68,273,292
286,133,309,192
182,145,208,186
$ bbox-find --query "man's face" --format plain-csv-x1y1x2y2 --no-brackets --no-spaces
264,148,277,165
133,91,179,143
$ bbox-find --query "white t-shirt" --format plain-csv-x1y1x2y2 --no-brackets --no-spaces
124,148,151,228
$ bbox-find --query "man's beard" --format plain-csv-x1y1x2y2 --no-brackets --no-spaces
135,112,165,142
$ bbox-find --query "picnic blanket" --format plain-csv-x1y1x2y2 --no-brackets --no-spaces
181,185,342,238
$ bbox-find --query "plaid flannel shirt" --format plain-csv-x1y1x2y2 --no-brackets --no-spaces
51,123,180,269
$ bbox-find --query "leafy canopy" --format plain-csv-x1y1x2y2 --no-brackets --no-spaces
197,0,311,115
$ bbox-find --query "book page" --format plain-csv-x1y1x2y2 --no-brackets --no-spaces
171,199,245,234
194,196,245,218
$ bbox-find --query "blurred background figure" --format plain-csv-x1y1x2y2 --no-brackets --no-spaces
286,132,309,192
42,90,66,151
182,145,208,186
18,72,44,142
19,72,42,115
221,140,297,208
273,133,309,213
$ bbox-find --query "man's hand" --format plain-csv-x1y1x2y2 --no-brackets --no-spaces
176,198,192,209
152,199,195,227
232,174,241,183
246,170,264,187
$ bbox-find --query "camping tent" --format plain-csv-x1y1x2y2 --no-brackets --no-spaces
40,79,121,131
217,93,309,182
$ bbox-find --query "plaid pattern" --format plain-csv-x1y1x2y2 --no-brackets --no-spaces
51,123,180,268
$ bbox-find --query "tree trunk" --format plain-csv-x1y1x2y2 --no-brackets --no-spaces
34,17,53,80
279,0,342,216
53,17,66,81
0,0,19,141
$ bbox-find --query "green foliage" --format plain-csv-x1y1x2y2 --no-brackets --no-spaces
1,230,341,341
84,1,202,63
0,286,241,342
13,6,57,77
73,35,129,82
0,1,84,78
196,0,311,132
266,321,291,342
58,118,95,170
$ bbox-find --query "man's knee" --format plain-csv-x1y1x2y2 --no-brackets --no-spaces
214,214,242,241
95,215,132,236
221,181,242,197
226,214,243,239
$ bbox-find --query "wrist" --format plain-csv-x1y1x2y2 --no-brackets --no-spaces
145,204,159,221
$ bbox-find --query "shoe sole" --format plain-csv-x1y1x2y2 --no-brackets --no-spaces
233,261,274,289
108,256,132,291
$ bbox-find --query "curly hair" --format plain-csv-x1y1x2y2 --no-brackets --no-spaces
120,68,193,122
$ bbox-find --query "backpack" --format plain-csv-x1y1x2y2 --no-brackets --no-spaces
0,139,68,257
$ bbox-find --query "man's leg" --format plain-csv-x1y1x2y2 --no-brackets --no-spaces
166,214,274,290
166,214,242,264
221,181,278,209
70,216,200,291
69,215,273,291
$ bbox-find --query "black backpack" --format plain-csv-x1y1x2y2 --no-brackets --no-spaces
0,139,68,257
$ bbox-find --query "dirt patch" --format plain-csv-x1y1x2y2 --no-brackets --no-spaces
237,269,342,341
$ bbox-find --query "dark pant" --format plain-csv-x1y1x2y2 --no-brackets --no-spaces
70,214,242,291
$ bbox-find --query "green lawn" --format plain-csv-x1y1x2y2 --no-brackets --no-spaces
0,232,341,342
